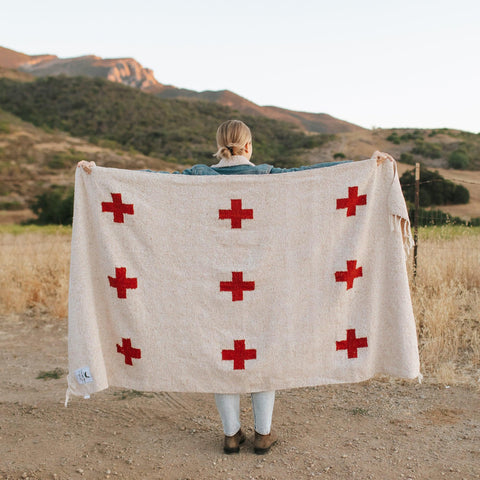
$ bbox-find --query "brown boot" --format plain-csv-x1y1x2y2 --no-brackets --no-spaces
223,429,246,454
254,430,278,454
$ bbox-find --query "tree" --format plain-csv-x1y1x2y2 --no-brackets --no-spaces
29,186,74,225
448,150,470,169
400,167,469,206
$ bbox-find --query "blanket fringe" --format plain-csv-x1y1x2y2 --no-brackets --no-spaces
390,215,414,257
64,387,71,407
65,387,90,407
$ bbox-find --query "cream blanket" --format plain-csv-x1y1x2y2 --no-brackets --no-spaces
67,158,420,400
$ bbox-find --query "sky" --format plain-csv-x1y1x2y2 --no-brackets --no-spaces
2,0,480,133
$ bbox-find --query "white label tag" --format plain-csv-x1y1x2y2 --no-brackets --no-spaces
74,366,93,385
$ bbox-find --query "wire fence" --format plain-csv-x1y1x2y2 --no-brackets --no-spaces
402,166,480,227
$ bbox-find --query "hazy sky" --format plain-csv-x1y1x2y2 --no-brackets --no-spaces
2,0,479,132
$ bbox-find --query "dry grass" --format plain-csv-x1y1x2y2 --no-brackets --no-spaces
0,226,71,318
409,226,480,383
0,225,479,384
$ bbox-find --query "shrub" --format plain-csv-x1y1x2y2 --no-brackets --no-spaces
452,184,470,204
387,130,423,144
400,152,415,164
400,130,423,142
0,201,24,211
333,152,346,159
448,150,470,169
47,151,85,170
29,185,74,225
387,132,400,144
0,121,10,134
400,167,469,206
411,140,443,159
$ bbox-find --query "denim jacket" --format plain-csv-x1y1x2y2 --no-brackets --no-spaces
150,158,350,176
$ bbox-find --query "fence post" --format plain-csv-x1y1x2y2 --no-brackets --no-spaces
413,163,420,278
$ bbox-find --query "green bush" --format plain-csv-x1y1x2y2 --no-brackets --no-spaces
400,130,423,142
411,140,443,159
387,130,423,145
387,132,400,144
333,152,346,159
448,150,470,169
399,152,414,164
0,121,10,134
452,184,470,203
400,167,469,206
46,151,84,170
29,185,74,225
0,201,23,210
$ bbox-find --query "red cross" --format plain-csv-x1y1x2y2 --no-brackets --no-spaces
108,267,138,298
116,338,142,365
102,193,134,223
219,199,253,228
336,186,367,217
220,272,255,301
335,260,363,290
336,329,368,358
222,339,257,370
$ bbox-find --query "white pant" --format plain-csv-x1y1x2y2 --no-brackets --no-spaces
214,391,275,436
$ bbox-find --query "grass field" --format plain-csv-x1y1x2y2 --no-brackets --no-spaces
1,225,479,384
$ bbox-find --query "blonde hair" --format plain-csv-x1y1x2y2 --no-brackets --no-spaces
213,120,252,160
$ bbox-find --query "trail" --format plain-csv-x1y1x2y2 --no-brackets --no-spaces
0,312,479,480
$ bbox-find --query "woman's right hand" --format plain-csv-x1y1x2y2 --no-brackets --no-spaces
77,160,96,174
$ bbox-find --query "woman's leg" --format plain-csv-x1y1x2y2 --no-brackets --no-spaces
214,393,241,436
251,390,275,435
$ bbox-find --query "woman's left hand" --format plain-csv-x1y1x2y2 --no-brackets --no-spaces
372,151,395,166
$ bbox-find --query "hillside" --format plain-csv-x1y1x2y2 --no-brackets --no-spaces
147,85,363,134
0,46,363,134
0,66,34,82
0,46,39,68
0,76,333,167
0,107,189,222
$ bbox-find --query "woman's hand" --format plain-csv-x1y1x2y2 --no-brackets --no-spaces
77,160,96,174
372,151,395,166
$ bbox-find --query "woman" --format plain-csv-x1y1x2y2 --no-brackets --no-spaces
78,119,393,454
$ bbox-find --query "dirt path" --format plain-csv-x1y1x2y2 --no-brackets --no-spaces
1,312,479,480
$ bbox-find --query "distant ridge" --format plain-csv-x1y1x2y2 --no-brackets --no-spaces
146,86,362,134
0,45,364,134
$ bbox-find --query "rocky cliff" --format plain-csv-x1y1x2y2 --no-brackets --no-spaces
0,46,160,89
18,54,160,89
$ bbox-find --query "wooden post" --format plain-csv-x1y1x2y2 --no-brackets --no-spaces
413,163,420,278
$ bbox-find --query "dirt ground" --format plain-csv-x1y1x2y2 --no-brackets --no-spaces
1,312,479,480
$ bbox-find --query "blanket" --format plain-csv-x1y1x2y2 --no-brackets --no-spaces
66,158,420,400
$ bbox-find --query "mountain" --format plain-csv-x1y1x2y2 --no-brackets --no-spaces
0,46,159,90
0,75,334,169
147,85,361,134
0,46,363,134
0,65,33,82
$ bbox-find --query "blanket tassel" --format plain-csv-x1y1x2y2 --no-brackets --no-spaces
65,387,90,407
64,387,71,408
390,215,414,257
